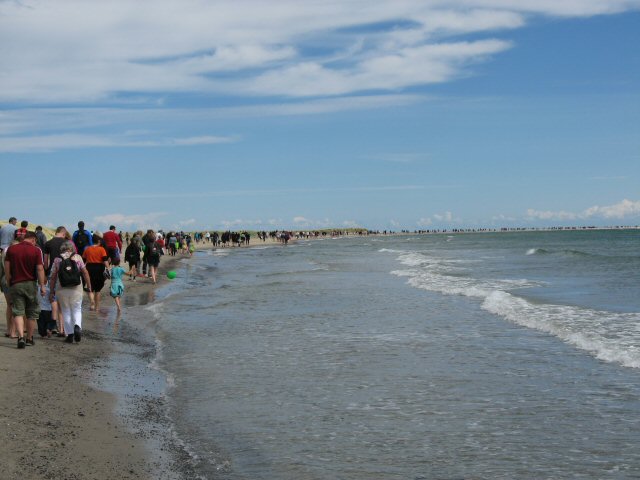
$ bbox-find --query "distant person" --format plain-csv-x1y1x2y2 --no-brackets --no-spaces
0,217,18,251
141,230,156,277
103,225,122,263
167,232,178,256
124,236,142,280
14,220,29,241
72,221,93,254
4,231,47,348
146,235,163,284
48,240,91,343
35,226,47,251
44,226,68,274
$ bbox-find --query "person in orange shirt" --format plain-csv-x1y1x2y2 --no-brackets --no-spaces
82,233,109,311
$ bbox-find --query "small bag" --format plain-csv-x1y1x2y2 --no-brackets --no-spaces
103,268,111,279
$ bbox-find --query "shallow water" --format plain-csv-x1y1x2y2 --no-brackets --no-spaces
147,232,640,479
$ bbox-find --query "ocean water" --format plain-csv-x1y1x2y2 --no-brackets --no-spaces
147,230,640,479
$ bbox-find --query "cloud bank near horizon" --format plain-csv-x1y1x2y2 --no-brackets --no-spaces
79,199,640,232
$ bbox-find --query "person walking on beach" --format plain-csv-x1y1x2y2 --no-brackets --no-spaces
167,232,178,256
44,226,68,336
103,225,122,263
72,221,93,255
109,258,126,312
35,226,47,251
146,233,163,284
141,230,156,277
48,241,91,344
14,220,28,241
0,217,18,251
82,233,109,311
124,234,142,280
4,232,47,348
0,246,16,339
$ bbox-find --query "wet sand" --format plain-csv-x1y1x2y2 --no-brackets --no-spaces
0,239,281,479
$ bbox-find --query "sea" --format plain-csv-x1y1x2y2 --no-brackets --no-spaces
104,230,640,479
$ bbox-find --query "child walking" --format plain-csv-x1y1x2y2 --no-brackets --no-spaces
109,258,126,312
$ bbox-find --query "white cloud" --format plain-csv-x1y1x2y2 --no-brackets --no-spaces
220,219,262,229
526,208,577,221
2,1,637,103
433,211,454,222
582,199,640,219
417,211,460,226
291,216,335,228
526,199,640,222
91,212,167,231
244,39,511,96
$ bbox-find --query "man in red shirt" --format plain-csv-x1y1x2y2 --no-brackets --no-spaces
4,231,46,348
102,225,123,263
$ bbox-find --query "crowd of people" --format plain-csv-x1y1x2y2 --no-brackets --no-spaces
0,216,370,350
0,217,180,349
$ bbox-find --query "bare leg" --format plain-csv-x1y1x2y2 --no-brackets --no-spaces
94,292,101,311
53,301,65,334
14,315,24,339
4,293,15,337
88,291,96,310
26,318,35,340
114,296,121,312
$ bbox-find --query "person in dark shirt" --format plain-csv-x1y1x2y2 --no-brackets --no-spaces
44,226,68,275
35,226,47,252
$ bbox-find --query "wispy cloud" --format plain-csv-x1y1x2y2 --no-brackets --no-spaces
0,95,422,149
0,133,237,152
2,1,637,104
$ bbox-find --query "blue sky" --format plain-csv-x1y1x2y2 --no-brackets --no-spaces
1,0,639,231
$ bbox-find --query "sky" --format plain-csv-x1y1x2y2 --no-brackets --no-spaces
1,0,639,232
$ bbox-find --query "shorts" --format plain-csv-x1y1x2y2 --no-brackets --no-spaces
106,247,120,263
87,263,106,292
148,255,160,268
10,281,41,319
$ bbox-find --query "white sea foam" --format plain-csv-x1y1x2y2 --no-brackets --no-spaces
145,300,165,317
482,291,640,369
378,248,404,253
388,249,640,368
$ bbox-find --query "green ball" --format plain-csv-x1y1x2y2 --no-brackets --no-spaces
167,270,177,280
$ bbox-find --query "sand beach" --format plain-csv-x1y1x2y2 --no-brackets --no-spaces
0,238,280,480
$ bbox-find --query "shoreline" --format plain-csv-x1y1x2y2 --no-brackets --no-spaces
0,239,282,479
